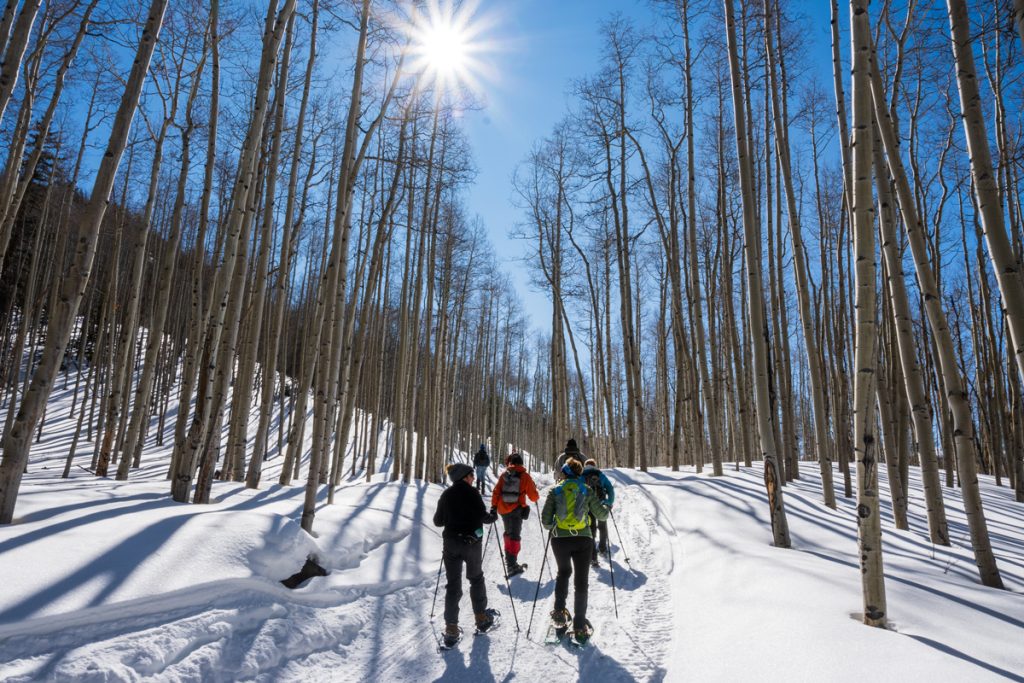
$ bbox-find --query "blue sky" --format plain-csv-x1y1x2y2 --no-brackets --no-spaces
455,0,839,333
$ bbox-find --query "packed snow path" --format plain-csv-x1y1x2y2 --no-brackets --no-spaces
1,456,1023,680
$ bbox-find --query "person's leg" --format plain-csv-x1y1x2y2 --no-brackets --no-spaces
552,538,572,615
475,465,487,492
503,510,523,567
598,520,609,555
590,514,598,561
442,539,465,626
465,539,487,612
570,537,591,630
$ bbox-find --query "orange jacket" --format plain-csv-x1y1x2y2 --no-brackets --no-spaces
490,464,540,515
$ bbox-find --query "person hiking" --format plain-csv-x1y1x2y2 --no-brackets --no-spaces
581,458,615,568
433,462,499,648
491,451,540,576
553,438,582,482
473,444,490,494
541,456,608,645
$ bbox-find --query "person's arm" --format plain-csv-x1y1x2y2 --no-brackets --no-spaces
589,492,609,522
433,492,446,527
602,473,615,506
541,491,556,529
475,487,497,524
491,473,503,509
525,473,540,503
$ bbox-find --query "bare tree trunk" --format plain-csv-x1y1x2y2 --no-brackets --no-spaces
850,0,886,628
0,0,168,524
723,0,789,548
872,29,1003,589
947,0,1024,389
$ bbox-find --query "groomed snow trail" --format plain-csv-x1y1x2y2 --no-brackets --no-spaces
0,474,675,682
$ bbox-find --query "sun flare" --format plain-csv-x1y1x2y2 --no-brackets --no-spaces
401,0,496,97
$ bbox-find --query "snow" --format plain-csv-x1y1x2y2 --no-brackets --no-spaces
1,383,1023,681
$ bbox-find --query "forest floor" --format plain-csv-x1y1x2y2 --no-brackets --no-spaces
0,384,1023,681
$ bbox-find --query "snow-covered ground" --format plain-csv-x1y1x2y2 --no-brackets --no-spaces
1,381,1023,681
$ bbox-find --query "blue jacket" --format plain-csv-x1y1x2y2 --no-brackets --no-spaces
581,465,615,506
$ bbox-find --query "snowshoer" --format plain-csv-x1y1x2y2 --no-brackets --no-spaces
433,463,499,648
582,458,615,568
473,444,490,494
491,451,540,576
541,457,608,645
553,438,581,482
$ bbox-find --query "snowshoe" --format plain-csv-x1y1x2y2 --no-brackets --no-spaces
438,625,462,651
507,563,528,577
544,608,571,644
474,608,500,635
569,620,594,648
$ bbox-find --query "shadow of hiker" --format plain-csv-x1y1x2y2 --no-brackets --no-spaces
433,628,497,682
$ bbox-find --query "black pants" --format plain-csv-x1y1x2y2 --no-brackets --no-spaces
501,509,523,541
590,515,609,559
443,536,487,625
552,535,592,630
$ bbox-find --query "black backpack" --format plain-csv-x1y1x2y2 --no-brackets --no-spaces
500,469,522,504
584,469,606,500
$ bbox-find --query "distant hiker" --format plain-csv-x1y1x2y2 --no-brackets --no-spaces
473,444,490,494
553,438,582,482
542,456,608,644
582,458,615,568
433,463,500,648
491,451,540,576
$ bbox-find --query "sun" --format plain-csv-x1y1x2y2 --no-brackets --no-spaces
400,0,495,97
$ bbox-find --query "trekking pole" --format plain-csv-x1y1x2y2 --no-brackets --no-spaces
490,520,520,631
429,553,444,621
482,517,495,564
526,526,554,639
609,507,632,567
535,501,553,581
605,515,619,619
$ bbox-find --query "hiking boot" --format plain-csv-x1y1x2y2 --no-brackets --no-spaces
475,608,498,633
573,622,593,645
550,608,571,628
598,542,608,555
591,556,600,569
443,623,461,647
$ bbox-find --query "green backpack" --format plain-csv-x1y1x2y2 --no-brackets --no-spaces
554,478,590,532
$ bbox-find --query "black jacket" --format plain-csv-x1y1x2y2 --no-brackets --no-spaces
433,480,496,540
473,448,490,467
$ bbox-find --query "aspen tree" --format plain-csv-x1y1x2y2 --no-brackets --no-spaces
763,0,834,506
0,0,169,523
849,0,887,627
723,0,789,547
946,0,1024,388
0,0,41,128
871,35,1003,588
172,0,297,503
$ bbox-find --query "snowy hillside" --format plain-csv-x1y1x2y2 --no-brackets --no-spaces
0,385,1022,682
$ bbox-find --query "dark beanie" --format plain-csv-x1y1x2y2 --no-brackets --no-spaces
507,453,524,466
565,438,579,454
447,463,473,482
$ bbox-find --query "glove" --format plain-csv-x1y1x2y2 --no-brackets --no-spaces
521,506,530,520
601,501,612,510
485,507,498,524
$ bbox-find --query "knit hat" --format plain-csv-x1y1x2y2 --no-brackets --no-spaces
447,463,473,483
565,438,579,454
561,458,583,478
